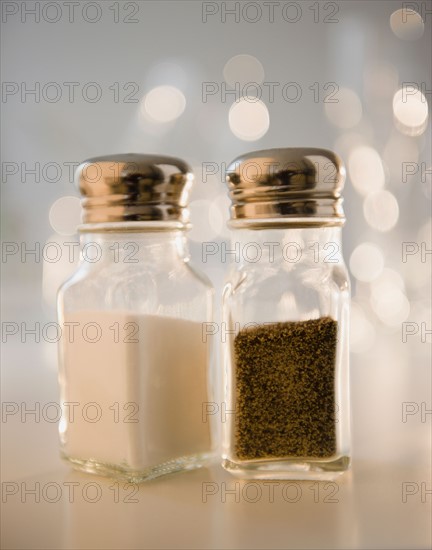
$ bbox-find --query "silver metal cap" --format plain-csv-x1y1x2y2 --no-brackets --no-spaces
76,154,193,225
226,148,346,227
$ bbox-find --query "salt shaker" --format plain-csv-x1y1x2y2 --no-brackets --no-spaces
221,148,351,480
57,154,214,482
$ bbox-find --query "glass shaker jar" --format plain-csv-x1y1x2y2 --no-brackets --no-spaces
221,148,350,480
57,154,214,482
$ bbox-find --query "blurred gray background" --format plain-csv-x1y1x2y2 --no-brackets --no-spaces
1,1,431,303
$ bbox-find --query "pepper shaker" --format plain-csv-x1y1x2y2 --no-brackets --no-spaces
221,148,351,480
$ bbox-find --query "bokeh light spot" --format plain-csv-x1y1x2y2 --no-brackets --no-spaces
390,8,424,40
223,54,265,88
349,242,384,282
363,190,399,232
49,196,81,236
393,86,428,135
142,85,186,123
371,286,410,326
189,199,221,242
324,87,362,129
348,146,385,196
229,97,270,141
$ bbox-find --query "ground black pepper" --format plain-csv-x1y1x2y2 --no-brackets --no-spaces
234,316,337,460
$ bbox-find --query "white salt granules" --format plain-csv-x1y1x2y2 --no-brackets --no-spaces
58,311,211,471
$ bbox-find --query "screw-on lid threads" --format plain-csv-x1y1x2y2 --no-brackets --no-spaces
76,154,193,225
226,148,346,227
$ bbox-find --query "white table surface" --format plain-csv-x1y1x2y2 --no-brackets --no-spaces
1,289,431,549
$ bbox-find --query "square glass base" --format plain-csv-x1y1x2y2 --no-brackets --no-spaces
222,455,350,480
62,452,214,483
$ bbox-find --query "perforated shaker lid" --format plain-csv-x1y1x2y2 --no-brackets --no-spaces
76,153,193,226
226,148,346,227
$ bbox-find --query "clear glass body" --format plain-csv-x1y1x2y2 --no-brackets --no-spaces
222,225,350,480
57,226,214,482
